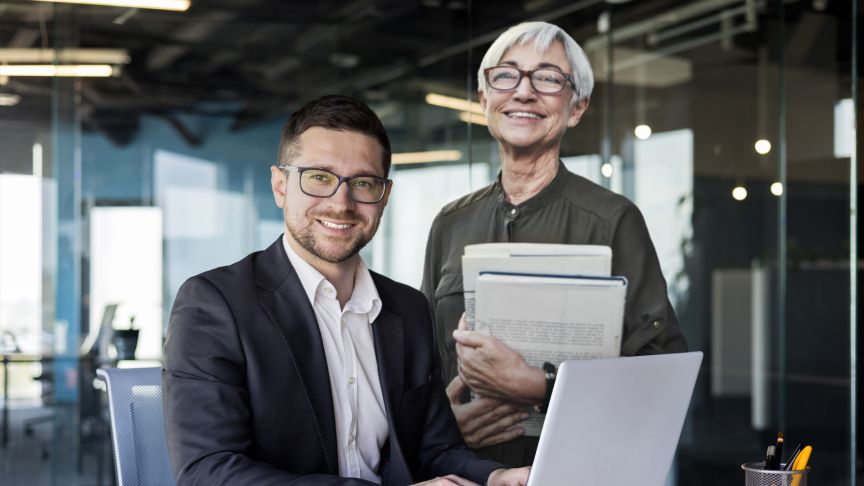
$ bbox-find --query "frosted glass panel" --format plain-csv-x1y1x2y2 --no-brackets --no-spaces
372,163,491,288
633,129,694,308
155,150,258,312
0,174,43,352
834,98,853,159
563,155,623,194
89,207,163,359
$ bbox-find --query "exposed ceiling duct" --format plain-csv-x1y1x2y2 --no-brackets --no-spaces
0,0,846,145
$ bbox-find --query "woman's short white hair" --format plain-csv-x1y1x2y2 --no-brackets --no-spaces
477,21,594,102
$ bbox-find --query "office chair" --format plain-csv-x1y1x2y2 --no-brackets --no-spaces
23,367,54,460
96,367,175,486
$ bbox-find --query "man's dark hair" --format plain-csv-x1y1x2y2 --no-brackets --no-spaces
277,95,392,176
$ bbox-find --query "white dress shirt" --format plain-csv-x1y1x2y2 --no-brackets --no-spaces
282,236,389,484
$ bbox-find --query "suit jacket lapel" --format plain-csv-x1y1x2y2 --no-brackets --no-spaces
372,308,405,419
372,304,413,483
254,238,338,474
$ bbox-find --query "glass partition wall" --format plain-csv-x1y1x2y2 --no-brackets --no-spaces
546,2,859,484
0,1,858,484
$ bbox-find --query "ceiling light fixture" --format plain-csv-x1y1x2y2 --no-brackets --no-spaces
770,182,783,196
30,0,190,11
458,112,487,126
601,163,614,178
392,150,462,165
425,93,483,115
0,48,130,64
634,124,652,140
0,64,114,77
732,185,748,201
0,93,21,106
754,139,771,155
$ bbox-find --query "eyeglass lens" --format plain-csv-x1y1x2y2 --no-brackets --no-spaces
299,169,386,203
487,67,568,93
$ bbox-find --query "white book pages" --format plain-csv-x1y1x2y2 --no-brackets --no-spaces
475,273,626,436
461,243,611,328
464,242,612,257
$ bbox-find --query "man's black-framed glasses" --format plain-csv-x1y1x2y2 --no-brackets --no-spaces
278,164,390,204
484,66,573,94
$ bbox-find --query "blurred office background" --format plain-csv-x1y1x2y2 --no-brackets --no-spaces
0,0,860,484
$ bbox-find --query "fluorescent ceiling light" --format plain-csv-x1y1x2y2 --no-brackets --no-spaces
0,64,114,77
0,93,21,106
0,49,130,64
392,150,462,165
425,93,483,115
458,112,488,126
30,0,190,11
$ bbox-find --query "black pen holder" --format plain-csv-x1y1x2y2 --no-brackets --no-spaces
742,462,807,486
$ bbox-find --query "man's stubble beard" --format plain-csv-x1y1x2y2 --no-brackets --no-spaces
286,208,378,264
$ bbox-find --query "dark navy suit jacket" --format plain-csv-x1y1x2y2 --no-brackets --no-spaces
162,237,501,485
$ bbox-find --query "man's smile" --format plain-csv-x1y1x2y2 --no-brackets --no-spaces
318,219,355,230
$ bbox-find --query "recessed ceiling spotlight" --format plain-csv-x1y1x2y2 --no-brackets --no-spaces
601,163,614,178
732,185,748,201
770,182,783,196
634,124,652,140
754,139,772,155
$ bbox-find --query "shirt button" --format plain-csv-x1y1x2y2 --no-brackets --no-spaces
348,376,355,385
348,434,355,444
510,208,517,215
652,319,663,329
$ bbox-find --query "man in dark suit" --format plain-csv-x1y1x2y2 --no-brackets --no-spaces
162,95,529,486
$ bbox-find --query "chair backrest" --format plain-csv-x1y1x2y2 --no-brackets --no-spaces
97,367,175,486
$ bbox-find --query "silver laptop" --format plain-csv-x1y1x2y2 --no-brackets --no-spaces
528,352,702,486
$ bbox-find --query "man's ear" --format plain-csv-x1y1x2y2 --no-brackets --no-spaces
270,166,286,208
479,90,488,113
567,96,590,128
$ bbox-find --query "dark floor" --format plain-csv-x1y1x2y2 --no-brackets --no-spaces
1,395,859,485
0,400,114,486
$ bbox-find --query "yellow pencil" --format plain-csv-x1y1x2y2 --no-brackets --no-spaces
790,445,812,486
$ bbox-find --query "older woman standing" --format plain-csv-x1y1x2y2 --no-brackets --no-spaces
421,21,688,466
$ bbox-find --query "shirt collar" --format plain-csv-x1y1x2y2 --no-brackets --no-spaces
282,234,382,322
493,159,569,215
345,259,382,322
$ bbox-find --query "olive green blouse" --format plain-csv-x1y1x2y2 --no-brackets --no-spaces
420,161,688,466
